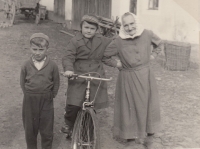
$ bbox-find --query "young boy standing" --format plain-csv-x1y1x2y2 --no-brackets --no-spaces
20,33,60,149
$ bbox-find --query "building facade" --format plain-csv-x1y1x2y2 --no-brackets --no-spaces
40,0,199,44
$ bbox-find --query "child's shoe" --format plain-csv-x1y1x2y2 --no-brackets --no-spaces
60,124,72,134
60,124,72,139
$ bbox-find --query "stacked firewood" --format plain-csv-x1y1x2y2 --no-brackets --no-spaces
98,16,121,31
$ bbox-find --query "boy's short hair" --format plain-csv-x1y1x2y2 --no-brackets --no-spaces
80,14,99,30
30,33,49,48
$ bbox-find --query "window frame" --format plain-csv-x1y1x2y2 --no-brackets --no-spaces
148,0,159,10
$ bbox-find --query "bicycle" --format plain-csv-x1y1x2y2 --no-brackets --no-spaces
61,72,112,149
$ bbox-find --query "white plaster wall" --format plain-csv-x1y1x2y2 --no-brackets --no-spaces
40,0,54,11
111,0,120,20
111,0,130,20
137,0,199,44
65,0,72,20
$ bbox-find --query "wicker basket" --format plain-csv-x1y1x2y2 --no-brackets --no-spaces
164,40,191,71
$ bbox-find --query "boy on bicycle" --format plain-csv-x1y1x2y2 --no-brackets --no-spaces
20,33,60,149
61,14,120,134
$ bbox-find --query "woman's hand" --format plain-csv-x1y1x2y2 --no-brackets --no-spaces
63,71,74,78
116,59,122,69
150,55,155,60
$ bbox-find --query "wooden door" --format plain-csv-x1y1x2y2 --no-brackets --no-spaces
72,0,111,30
72,0,96,30
96,0,111,18
54,0,65,17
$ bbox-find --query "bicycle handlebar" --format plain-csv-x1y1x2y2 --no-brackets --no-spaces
60,72,112,81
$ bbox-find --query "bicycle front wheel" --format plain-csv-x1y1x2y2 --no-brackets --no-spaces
72,108,100,149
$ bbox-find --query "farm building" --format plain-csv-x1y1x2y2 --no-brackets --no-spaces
40,0,199,44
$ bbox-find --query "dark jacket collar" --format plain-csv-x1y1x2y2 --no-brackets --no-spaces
75,31,102,41
75,32,102,56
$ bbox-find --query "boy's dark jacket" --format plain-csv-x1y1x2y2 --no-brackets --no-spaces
62,32,117,109
20,56,60,98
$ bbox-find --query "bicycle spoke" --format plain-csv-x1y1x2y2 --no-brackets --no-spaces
72,109,99,149
79,111,94,149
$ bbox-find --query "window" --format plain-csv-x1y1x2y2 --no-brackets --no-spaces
149,0,159,10
130,0,137,14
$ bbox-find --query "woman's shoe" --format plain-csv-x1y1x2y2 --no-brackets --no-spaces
127,139,135,142
147,133,154,136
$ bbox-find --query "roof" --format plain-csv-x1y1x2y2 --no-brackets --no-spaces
173,0,199,22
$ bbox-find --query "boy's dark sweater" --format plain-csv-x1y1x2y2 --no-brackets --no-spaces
20,56,60,98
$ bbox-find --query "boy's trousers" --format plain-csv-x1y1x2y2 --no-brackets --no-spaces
64,104,81,128
22,92,54,149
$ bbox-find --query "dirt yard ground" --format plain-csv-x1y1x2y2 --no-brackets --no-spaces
0,12,200,149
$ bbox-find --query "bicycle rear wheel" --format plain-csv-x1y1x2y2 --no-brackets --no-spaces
72,108,100,149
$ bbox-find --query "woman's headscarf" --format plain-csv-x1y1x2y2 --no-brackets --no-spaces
119,12,144,39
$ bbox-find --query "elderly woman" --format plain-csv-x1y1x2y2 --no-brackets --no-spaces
104,12,163,144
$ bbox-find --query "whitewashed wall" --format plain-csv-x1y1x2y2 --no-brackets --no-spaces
65,0,72,20
111,0,130,20
111,0,199,44
40,0,54,11
137,0,199,44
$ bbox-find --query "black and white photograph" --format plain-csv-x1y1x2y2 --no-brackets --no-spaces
0,0,199,149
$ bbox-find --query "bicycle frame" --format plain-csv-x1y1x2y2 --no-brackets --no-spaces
82,75,92,110
77,73,112,110
61,72,112,110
